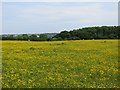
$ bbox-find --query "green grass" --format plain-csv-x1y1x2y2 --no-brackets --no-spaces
2,40,119,88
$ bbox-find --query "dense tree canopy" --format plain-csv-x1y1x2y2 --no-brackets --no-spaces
54,26,120,40
1,26,120,41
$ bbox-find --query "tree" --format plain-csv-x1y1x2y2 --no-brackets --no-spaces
39,34,48,41
22,34,29,40
54,26,119,40
29,34,38,41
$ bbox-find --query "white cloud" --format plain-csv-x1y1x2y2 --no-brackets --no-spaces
18,3,117,25
3,2,118,34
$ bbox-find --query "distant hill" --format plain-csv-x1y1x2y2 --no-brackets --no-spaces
43,33,58,37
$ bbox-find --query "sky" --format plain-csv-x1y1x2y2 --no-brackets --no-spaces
2,1,118,34
1,0,120,2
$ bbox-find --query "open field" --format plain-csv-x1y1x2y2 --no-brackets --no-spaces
2,40,119,88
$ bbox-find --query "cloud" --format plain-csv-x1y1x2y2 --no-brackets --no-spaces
2,2,118,34
18,3,117,24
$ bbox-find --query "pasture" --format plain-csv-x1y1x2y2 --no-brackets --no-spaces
2,40,119,88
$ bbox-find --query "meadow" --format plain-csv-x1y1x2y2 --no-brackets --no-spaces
2,40,119,88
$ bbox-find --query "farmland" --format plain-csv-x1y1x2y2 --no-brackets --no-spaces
2,40,119,88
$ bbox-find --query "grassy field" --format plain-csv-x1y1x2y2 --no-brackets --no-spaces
2,40,119,88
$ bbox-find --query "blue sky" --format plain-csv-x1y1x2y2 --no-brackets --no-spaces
2,2,118,34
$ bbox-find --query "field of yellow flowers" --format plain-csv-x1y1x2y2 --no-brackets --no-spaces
2,40,119,88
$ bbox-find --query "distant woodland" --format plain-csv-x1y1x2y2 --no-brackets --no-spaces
1,26,120,41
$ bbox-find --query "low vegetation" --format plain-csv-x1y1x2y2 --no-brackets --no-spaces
2,40,119,88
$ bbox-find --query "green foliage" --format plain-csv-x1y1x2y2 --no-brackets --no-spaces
1,26,120,41
38,34,48,41
29,34,38,41
54,26,119,40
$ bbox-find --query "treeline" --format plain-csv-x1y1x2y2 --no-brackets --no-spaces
54,26,120,40
1,26,120,41
2,34,54,41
